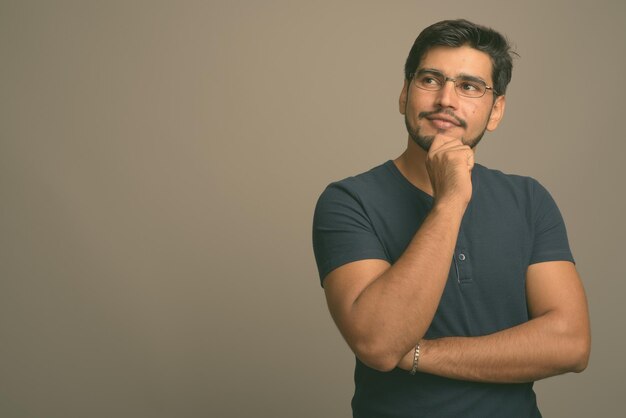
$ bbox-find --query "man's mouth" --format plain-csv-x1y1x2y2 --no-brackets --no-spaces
428,118,458,130
419,110,467,129
427,115,461,126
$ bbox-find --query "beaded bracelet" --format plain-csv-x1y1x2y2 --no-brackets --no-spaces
409,343,420,375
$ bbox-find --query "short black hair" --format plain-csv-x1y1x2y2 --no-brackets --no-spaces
404,19,516,96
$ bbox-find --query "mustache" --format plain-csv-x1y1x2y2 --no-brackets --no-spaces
418,109,467,128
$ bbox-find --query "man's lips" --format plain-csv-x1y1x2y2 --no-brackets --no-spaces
418,110,467,129
426,114,462,127
428,118,459,130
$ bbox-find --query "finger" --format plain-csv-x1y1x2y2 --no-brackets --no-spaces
430,133,461,151
429,140,469,157
436,142,470,152
429,147,474,170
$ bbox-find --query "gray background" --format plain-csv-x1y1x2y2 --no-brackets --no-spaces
1,0,624,417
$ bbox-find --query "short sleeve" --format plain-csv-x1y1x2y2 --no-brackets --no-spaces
312,182,389,286
529,179,575,265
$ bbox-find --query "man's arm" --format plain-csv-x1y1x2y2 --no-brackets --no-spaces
323,135,474,372
397,260,591,382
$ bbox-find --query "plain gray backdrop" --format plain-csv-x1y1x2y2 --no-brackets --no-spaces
2,1,625,417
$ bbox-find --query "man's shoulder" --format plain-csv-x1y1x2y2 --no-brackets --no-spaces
473,164,562,219
331,160,393,186
313,160,406,221
320,160,396,197
475,163,534,182
474,163,541,193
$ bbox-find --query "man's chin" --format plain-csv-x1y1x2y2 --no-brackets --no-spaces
409,132,485,151
409,134,435,152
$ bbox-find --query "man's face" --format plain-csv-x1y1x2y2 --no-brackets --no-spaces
399,45,505,151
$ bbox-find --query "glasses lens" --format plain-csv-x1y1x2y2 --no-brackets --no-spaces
456,80,486,98
413,73,442,91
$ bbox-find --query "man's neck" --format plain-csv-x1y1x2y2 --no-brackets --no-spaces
393,138,434,196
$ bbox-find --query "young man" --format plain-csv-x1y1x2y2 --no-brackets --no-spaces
312,19,590,417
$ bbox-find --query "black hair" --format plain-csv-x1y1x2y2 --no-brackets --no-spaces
404,19,517,96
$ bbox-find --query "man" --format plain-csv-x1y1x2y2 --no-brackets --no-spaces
312,19,590,417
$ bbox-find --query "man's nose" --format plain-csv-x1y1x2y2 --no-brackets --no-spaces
435,79,459,109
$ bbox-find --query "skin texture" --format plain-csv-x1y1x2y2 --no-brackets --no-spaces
322,45,590,380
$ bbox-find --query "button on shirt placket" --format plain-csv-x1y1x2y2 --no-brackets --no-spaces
454,249,472,283
453,208,474,285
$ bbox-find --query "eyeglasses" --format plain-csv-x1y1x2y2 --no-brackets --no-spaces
410,70,497,98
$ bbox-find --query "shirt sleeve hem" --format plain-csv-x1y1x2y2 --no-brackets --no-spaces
529,252,575,266
319,250,390,287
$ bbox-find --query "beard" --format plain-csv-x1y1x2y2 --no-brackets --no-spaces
404,109,488,152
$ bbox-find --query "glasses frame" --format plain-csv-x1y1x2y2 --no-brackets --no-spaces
409,70,498,98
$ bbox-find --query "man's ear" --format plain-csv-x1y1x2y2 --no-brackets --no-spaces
399,79,408,115
486,95,506,131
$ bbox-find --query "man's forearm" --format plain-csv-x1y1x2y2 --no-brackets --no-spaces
398,311,590,383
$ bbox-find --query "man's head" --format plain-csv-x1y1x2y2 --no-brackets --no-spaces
400,19,516,151
405,19,515,97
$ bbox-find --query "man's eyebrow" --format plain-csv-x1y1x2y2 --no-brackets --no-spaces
416,68,444,76
416,68,488,85
457,73,488,85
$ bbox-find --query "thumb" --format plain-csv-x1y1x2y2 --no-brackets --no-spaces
467,151,475,170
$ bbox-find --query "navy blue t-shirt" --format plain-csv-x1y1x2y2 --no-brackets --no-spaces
312,160,574,418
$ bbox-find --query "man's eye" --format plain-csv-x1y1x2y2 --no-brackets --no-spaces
419,76,441,86
460,82,480,91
